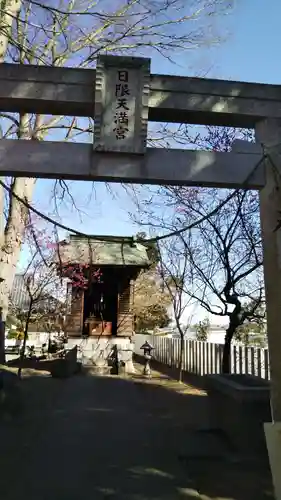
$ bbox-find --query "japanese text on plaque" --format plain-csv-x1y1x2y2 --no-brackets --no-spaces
113,70,131,141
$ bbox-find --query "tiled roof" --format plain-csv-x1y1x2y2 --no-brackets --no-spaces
57,235,151,267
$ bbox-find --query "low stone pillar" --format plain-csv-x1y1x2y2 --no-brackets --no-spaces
207,374,271,454
117,341,135,374
264,423,281,500
256,119,281,500
50,346,78,378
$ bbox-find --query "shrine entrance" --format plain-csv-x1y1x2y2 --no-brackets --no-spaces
57,234,150,339
0,55,281,498
82,270,118,337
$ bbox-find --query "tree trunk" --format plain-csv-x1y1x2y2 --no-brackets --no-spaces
0,1,23,363
178,336,184,382
0,176,36,361
0,1,22,62
18,302,32,379
222,327,235,374
0,307,4,364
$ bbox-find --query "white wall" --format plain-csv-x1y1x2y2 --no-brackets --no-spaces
5,331,53,348
166,326,227,344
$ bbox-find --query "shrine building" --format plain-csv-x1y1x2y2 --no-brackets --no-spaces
56,234,151,368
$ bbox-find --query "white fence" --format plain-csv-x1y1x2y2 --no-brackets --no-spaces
148,336,270,380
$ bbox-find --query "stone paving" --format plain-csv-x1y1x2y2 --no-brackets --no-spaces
0,364,274,500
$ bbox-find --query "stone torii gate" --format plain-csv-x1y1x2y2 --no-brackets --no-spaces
0,56,281,496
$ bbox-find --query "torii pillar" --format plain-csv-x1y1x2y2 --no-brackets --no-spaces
256,118,281,500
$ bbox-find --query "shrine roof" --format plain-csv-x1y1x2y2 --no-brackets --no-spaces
56,234,151,267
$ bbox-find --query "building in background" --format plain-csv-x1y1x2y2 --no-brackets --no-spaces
156,324,227,344
10,274,30,310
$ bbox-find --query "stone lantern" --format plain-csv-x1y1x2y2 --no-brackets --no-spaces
140,340,154,378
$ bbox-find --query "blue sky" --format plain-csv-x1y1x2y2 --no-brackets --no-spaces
32,0,281,240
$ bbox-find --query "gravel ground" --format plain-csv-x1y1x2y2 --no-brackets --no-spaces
0,365,274,500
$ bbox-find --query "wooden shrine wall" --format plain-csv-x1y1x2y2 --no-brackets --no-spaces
65,288,84,337
117,277,134,337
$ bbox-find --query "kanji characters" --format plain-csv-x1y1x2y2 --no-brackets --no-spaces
116,98,129,111
113,69,131,140
117,111,129,125
113,126,129,140
118,70,128,82
115,83,130,97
